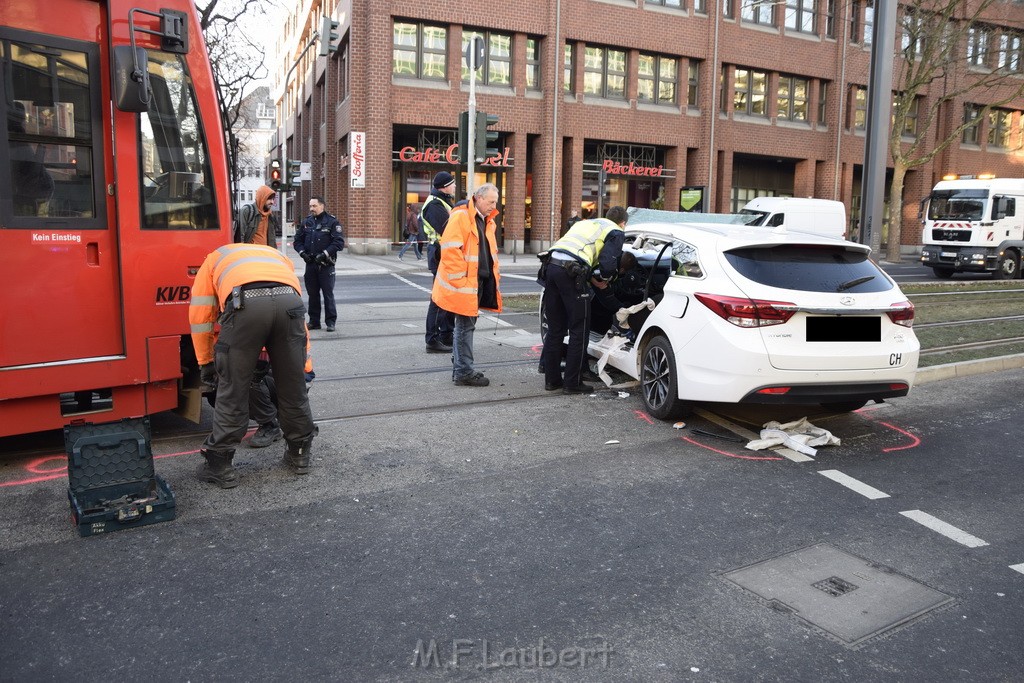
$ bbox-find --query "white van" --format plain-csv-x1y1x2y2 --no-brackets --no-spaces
740,197,847,239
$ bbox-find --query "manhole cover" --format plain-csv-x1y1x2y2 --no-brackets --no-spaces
723,543,953,647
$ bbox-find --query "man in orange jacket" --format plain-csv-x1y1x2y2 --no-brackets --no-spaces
189,243,316,488
431,183,502,386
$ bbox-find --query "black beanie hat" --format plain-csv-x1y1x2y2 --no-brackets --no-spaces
432,171,456,190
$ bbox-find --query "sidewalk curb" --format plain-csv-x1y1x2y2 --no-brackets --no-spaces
915,352,1024,385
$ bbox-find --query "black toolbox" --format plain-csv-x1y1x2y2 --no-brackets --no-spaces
64,417,176,537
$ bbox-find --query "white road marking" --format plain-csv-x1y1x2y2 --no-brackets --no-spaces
899,510,990,548
483,315,513,327
502,273,541,281
401,323,418,329
818,470,890,499
390,272,432,294
1010,563,1024,575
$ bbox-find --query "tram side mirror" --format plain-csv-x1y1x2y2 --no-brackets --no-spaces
994,196,1010,220
113,45,151,113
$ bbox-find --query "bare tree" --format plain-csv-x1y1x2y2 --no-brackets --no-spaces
887,0,1024,261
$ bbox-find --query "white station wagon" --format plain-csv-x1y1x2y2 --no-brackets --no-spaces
577,221,920,419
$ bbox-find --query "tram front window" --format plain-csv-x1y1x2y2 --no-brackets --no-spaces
138,51,217,230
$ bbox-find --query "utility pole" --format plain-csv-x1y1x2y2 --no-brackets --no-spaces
860,0,897,255
464,36,484,197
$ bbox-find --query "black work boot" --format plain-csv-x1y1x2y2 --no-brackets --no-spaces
283,439,313,475
197,450,239,489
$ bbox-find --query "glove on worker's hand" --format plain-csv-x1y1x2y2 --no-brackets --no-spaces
200,363,218,393
315,251,334,267
299,251,314,264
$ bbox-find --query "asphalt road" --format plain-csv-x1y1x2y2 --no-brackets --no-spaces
1,291,1022,681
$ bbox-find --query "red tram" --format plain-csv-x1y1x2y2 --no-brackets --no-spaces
0,0,232,437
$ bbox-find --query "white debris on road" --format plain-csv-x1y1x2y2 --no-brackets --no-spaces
745,417,841,457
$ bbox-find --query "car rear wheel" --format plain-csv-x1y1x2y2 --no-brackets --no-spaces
640,335,690,419
820,400,868,413
931,266,954,279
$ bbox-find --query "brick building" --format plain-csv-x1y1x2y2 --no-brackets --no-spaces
269,0,1024,256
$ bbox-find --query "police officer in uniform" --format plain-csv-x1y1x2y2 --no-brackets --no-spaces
540,206,628,394
189,243,317,488
420,171,457,353
294,195,345,331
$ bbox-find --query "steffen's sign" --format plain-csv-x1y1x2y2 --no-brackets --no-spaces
397,144,512,168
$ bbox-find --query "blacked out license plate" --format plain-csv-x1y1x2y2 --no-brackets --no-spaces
806,316,881,342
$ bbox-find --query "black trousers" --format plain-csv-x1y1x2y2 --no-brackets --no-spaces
203,291,315,456
540,263,590,389
303,264,337,327
425,243,454,344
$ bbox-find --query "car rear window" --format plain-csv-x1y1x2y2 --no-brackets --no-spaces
724,245,893,293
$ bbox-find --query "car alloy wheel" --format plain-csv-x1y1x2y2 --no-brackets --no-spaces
640,335,689,420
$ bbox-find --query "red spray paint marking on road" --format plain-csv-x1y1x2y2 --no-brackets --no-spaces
633,410,654,425
682,436,784,461
0,447,201,489
877,421,921,452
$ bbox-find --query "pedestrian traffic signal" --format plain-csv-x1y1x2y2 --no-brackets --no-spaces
286,159,302,189
319,16,340,56
474,111,500,163
269,159,282,192
457,111,471,163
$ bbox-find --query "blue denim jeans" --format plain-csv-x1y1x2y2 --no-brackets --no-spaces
452,314,477,380
398,235,422,259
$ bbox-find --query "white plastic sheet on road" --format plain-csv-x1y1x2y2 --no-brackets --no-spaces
745,417,841,457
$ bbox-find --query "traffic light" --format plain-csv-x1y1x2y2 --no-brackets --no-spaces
474,111,500,163
319,16,340,56
457,111,470,163
286,159,302,189
269,159,282,192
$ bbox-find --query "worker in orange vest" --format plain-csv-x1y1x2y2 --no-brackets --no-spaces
189,243,316,488
430,183,502,386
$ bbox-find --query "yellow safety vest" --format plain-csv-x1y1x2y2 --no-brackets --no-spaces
420,194,453,244
552,218,619,267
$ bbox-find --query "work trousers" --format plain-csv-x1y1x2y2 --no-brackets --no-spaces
303,264,337,327
203,291,315,455
540,263,591,389
452,314,477,380
425,243,454,344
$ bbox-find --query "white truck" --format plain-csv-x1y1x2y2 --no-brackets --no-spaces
919,175,1024,279
739,197,848,239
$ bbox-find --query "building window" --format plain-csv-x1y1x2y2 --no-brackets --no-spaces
695,0,706,11
818,81,828,123
963,104,982,145
336,40,350,103
393,21,447,80
863,1,874,46
638,53,678,105
646,0,682,7
784,0,816,34
988,108,1014,148
733,67,768,117
740,0,774,26
852,1,873,45
901,10,925,57
968,26,991,67
777,75,809,122
564,43,575,93
902,96,919,136
851,85,867,130
999,32,1023,73
723,0,735,19
824,0,836,38
583,45,626,100
688,61,700,107
526,38,541,90
462,30,512,86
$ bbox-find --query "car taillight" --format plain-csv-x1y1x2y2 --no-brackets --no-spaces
695,293,796,328
886,301,915,328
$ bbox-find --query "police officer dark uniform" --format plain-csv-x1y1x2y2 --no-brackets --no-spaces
293,195,345,331
189,243,316,488
540,206,628,394
421,171,457,352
